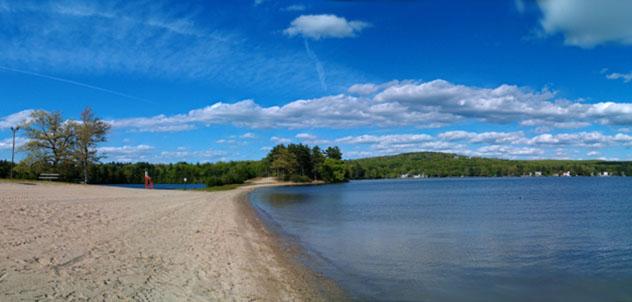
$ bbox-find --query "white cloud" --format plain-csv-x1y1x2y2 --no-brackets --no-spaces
476,145,543,157
57,79,632,133
332,130,632,160
337,134,432,145
295,133,317,140
537,0,632,47
241,132,256,139
159,148,225,161
438,131,525,144
0,137,28,150
271,136,291,144
347,83,378,95
374,79,561,123
216,139,238,144
0,110,33,129
606,72,632,83
98,144,154,155
284,14,370,40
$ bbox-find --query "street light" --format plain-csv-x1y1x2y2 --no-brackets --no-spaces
10,126,20,179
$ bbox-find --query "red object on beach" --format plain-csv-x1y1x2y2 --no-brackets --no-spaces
144,171,154,189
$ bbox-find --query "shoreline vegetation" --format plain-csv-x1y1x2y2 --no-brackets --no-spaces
0,178,346,301
2,109,631,187
3,150,630,188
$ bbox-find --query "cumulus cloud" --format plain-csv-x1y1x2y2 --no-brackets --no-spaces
525,132,632,147
537,0,632,47
284,14,370,40
25,79,628,133
0,110,33,129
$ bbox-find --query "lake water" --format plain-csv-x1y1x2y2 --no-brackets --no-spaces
107,183,206,190
250,178,632,301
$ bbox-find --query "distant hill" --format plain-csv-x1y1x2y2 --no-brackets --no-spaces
346,152,631,178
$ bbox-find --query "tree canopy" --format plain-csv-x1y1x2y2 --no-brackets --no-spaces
265,143,348,183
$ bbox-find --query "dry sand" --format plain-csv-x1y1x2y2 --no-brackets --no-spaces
0,179,344,301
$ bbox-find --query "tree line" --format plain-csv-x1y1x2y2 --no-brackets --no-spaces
4,108,632,185
346,152,632,178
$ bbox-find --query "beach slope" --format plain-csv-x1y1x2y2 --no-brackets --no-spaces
0,179,336,301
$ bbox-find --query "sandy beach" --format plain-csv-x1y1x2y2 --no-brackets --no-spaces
0,179,343,301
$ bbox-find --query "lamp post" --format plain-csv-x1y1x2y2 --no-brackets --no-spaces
10,126,20,179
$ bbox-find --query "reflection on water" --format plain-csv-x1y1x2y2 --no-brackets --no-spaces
264,192,309,207
251,178,632,302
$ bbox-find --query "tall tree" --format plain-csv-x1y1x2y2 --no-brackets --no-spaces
311,146,325,180
24,110,75,171
287,143,312,176
73,107,110,183
325,146,342,160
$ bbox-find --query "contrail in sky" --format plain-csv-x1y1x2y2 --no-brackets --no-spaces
303,39,328,91
0,65,154,104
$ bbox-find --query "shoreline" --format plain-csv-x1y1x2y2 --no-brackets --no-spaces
0,179,345,301
236,185,348,301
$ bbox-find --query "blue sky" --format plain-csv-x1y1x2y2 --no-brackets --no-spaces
2,0,632,162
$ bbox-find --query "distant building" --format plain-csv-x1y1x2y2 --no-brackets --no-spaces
534,171,543,177
562,171,571,177
600,171,610,177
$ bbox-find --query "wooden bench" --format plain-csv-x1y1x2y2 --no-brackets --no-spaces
38,173,60,181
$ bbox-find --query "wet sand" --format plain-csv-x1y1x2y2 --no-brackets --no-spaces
0,178,344,301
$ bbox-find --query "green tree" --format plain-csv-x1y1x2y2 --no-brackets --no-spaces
270,146,299,180
325,146,342,160
311,146,325,180
73,107,111,183
320,158,347,183
23,110,75,177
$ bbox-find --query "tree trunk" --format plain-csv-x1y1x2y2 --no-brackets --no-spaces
83,147,89,184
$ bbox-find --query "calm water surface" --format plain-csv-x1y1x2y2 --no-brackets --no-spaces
250,178,632,301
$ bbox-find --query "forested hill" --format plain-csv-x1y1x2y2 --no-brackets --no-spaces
346,152,632,178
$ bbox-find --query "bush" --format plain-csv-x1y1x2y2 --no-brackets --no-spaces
289,174,312,183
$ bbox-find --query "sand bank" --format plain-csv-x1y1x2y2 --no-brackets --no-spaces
0,179,344,301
